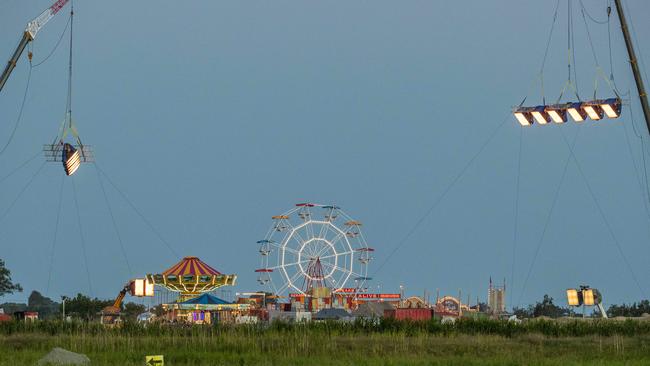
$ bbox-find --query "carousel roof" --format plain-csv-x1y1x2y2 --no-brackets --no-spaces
162,256,222,276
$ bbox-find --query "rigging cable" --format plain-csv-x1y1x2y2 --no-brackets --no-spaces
95,165,133,277
71,177,93,296
538,0,561,104
0,61,32,157
65,2,73,121
569,0,581,99
45,172,65,296
0,150,42,186
94,163,180,258
620,94,650,219
559,129,647,298
371,113,510,276
606,4,620,92
579,1,618,99
509,127,523,310
579,0,609,24
517,128,581,307
0,161,46,234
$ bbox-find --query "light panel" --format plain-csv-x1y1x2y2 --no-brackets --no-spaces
582,289,595,306
599,98,622,118
63,146,81,176
567,102,587,122
514,107,534,127
531,106,550,125
583,103,603,120
566,288,581,306
545,104,568,124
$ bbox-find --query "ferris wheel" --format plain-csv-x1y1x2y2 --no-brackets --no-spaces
255,203,374,296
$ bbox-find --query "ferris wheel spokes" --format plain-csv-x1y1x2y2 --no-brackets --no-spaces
256,203,372,295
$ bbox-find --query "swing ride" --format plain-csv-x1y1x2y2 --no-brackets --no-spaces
146,256,237,302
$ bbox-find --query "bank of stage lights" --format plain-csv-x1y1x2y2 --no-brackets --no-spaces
514,98,622,127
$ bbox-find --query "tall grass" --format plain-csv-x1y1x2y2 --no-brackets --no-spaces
2,317,649,338
2,319,650,365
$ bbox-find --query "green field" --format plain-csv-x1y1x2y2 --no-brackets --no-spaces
2,319,650,365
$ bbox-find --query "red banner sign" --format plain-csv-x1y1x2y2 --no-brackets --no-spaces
333,288,357,293
356,293,401,299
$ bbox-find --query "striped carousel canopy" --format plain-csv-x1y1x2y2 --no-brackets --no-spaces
162,256,222,276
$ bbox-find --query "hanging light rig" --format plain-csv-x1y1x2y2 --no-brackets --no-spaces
514,99,621,127
42,2,92,175
513,1,622,127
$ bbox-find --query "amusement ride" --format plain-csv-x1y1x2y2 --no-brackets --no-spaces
255,203,374,296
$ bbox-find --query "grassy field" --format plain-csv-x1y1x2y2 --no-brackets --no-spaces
1,319,650,365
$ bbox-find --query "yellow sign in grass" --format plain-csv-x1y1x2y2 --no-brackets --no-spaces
145,355,164,366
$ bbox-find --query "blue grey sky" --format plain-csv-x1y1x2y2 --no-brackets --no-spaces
0,0,649,309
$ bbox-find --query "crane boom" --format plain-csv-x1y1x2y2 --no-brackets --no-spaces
0,0,69,93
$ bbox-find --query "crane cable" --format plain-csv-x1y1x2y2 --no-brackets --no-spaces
0,9,71,157
0,60,32,157
32,14,71,68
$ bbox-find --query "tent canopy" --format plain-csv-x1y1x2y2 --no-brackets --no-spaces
181,293,231,305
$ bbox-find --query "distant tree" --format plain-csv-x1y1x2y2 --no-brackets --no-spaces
0,302,27,314
512,306,532,319
64,293,113,321
512,295,573,319
0,259,22,297
122,302,146,320
27,291,60,319
151,304,165,317
470,302,489,313
532,295,571,318
608,300,650,317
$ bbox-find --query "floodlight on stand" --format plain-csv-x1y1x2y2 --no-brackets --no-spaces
599,98,622,118
514,107,534,127
567,102,588,122
545,104,568,124
566,288,582,306
531,105,551,125
583,102,604,120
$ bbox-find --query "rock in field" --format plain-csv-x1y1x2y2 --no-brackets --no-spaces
37,347,90,365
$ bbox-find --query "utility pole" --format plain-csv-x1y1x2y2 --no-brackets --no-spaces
614,0,650,135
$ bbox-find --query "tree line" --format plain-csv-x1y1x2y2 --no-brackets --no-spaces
1,259,648,319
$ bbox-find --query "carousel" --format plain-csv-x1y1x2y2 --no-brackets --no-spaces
147,256,248,324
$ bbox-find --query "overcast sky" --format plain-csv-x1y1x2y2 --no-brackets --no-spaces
1,0,649,309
